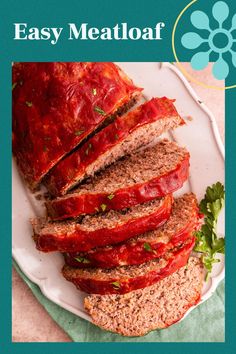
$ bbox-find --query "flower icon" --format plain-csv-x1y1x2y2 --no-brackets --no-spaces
181,1,236,80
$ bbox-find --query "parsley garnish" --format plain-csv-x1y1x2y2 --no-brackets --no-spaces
43,145,47,152
74,256,91,264
12,82,17,90
107,194,115,200
114,133,119,140
94,106,106,116
75,129,85,136
25,101,33,107
85,143,93,156
143,242,153,252
194,182,225,280
111,281,120,290
100,203,107,212
92,88,97,96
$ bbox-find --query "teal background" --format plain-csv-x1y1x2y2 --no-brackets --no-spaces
0,0,235,352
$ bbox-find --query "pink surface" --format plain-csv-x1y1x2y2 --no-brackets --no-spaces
12,63,225,342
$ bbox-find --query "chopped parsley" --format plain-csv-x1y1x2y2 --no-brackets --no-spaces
85,143,93,156
74,256,91,264
100,203,107,212
43,145,47,152
94,106,106,116
143,242,156,254
194,182,225,280
143,242,153,252
25,101,33,107
111,281,121,290
114,133,119,140
92,88,97,96
75,129,85,136
107,194,115,200
12,82,17,90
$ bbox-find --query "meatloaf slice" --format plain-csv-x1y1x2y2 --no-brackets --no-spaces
62,237,195,294
46,139,189,220
44,97,184,196
33,194,173,253
84,257,204,336
64,193,200,268
12,62,142,188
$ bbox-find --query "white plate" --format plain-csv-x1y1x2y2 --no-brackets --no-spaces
12,62,225,325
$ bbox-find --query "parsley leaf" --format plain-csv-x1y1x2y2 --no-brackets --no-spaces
92,88,97,96
143,242,153,252
74,256,91,264
85,143,93,156
143,242,156,254
107,194,115,200
194,182,225,280
25,101,33,107
94,106,106,116
75,129,85,136
100,203,107,212
12,82,17,90
111,281,120,290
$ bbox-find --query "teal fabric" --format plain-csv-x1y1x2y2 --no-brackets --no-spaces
13,260,225,342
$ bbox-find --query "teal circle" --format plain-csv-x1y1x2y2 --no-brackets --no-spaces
208,29,233,53
213,32,229,48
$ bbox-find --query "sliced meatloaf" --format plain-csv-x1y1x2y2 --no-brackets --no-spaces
64,193,200,268
44,97,184,196
33,194,173,253
84,257,204,336
46,139,189,220
12,62,142,188
62,237,195,294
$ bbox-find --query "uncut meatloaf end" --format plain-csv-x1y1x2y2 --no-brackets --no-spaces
33,195,173,253
84,257,204,336
64,193,200,268
46,139,189,220
12,62,142,189
62,237,195,294
44,97,184,196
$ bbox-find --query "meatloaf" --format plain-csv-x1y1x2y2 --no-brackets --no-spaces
33,194,173,253
64,193,200,268
12,62,142,188
62,237,195,294
84,257,204,336
44,97,184,196
46,139,189,220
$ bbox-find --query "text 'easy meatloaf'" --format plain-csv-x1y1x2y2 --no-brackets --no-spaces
44,97,184,196
46,139,189,220
64,193,200,268
12,62,142,188
62,237,195,294
84,257,204,336
33,194,172,253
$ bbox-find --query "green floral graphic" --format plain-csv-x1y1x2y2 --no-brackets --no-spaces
181,1,236,80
